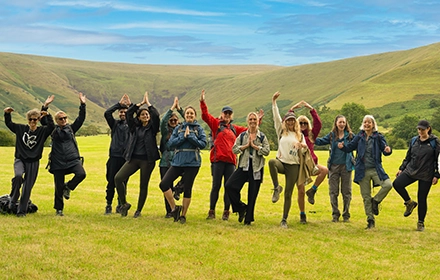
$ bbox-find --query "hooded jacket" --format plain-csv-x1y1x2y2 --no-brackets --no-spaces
123,103,160,163
340,130,391,184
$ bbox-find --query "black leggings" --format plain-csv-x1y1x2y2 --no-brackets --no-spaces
115,158,155,211
393,172,432,222
159,166,199,198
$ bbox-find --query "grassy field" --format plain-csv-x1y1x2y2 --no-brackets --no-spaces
1,135,440,279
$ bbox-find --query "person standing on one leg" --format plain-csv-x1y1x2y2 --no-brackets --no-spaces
4,95,55,216
288,100,328,206
103,94,131,215
225,112,270,225
159,97,184,218
269,92,308,228
114,91,160,218
200,89,263,221
315,115,354,222
159,106,207,224
48,93,87,216
338,115,392,229
393,120,440,231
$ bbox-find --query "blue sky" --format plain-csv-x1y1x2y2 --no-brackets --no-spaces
1,0,440,66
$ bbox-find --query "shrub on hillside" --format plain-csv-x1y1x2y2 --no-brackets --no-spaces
0,129,14,146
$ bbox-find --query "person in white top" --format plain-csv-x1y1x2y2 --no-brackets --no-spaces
269,92,307,228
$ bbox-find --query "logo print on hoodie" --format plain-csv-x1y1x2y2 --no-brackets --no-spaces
23,132,37,149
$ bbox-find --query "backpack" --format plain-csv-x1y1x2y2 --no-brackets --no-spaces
238,131,265,145
0,194,38,215
410,136,436,150
209,121,236,149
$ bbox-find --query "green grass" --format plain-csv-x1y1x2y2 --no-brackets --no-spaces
1,135,440,279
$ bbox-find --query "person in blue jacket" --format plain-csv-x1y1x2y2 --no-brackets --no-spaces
338,115,392,229
159,106,207,224
315,115,354,222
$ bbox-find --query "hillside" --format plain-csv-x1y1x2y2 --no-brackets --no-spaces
1,42,440,131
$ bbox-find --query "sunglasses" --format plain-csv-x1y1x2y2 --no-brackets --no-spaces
169,119,178,123
58,116,67,121
299,122,308,126
28,118,38,121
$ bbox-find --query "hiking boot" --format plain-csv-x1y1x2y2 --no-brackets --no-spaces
365,219,375,229
222,210,230,221
280,219,288,228
56,210,64,216
272,185,283,203
238,207,247,223
244,221,251,226
104,205,112,215
404,200,418,217
165,212,173,219
343,217,350,223
119,203,131,217
332,216,339,223
171,205,182,222
133,210,141,218
300,213,307,224
206,209,215,219
115,205,121,214
306,188,316,205
63,184,71,200
417,221,425,232
16,212,26,217
371,198,380,215
178,216,186,224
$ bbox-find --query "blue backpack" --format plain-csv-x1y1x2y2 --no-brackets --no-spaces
410,136,436,150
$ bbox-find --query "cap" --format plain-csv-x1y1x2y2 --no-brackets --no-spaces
283,111,296,121
417,120,430,130
222,106,233,113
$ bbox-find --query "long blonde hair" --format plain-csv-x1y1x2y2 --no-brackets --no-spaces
297,115,314,143
281,118,302,140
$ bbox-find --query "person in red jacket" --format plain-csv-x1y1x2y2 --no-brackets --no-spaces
200,89,263,220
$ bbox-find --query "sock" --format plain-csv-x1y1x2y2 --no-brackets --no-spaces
300,211,305,215
312,185,318,191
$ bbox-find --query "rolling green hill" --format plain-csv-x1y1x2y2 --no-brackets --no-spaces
1,42,439,132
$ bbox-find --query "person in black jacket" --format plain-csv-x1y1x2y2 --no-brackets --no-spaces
48,92,86,216
4,95,55,217
103,93,131,215
114,91,160,217
393,120,440,231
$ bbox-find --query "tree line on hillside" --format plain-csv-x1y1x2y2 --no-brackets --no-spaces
1,102,439,148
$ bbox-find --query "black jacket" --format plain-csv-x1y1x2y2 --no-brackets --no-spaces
124,104,160,163
104,103,129,158
4,112,54,162
49,104,86,171
399,134,440,181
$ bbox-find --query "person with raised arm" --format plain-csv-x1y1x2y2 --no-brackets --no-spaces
4,95,55,216
114,91,160,217
159,97,184,218
285,100,328,211
200,89,248,221
103,93,131,214
48,92,86,216
269,92,308,228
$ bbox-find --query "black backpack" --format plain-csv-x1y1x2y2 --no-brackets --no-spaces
0,194,38,215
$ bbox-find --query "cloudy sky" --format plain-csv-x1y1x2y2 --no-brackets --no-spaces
1,0,440,66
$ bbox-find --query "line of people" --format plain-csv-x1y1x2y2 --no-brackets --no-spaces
4,90,439,231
